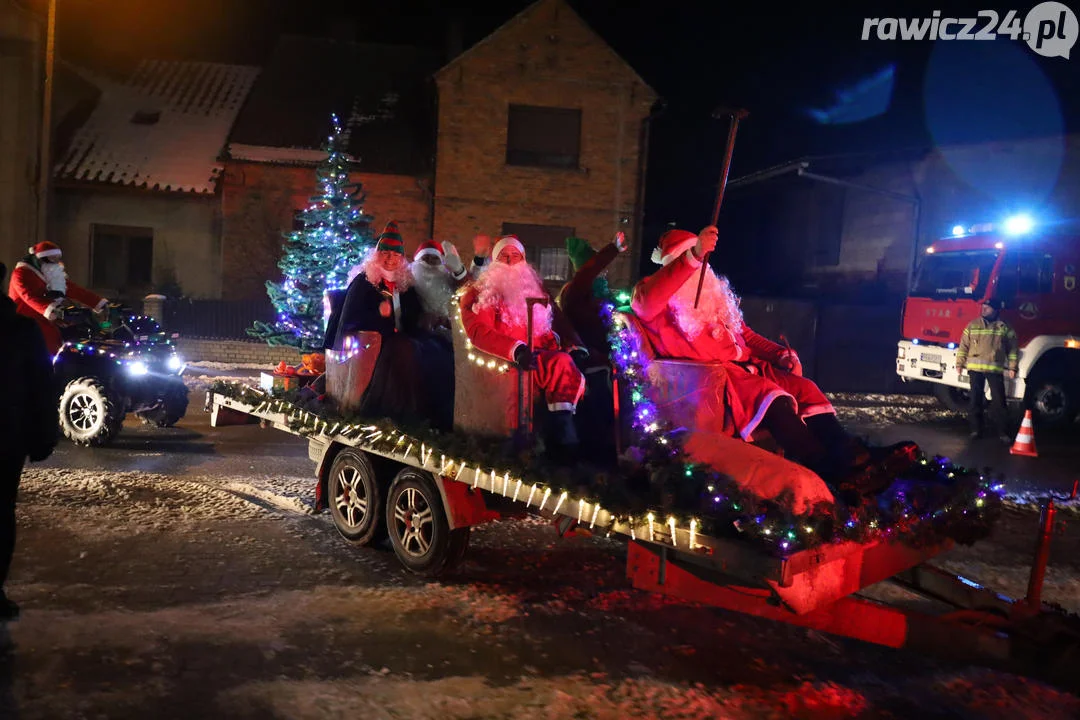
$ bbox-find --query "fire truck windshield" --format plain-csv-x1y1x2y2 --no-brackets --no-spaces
911,249,1000,299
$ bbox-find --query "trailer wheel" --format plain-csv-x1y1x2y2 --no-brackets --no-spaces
327,449,384,546
386,468,469,577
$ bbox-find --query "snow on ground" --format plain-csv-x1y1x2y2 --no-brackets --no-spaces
828,392,959,426
182,374,262,394
185,361,276,371
12,464,1080,718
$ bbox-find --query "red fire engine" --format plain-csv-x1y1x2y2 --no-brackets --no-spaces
897,215,1080,427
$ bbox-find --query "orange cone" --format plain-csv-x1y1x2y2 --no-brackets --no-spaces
1009,410,1038,457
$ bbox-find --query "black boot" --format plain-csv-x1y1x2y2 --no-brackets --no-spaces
546,410,580,465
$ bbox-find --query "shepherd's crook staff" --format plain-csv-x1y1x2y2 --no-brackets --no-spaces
694,107,749,308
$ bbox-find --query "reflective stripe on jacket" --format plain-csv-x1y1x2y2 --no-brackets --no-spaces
956,317,1019,374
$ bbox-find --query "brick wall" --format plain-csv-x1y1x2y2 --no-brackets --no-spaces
432,0,657,289
220,161,432,300
178,337,303,366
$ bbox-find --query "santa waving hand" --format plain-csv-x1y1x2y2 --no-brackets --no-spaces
9,242,107,354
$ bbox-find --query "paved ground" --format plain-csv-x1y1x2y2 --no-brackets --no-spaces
1,379,1078,718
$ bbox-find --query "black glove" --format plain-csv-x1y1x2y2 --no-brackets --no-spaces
569,348,589,370
513,346,535,370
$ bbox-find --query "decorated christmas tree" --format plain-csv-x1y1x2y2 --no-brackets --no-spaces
248,113,375,351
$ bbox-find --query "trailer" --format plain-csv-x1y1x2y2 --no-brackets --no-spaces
205,381,1079,681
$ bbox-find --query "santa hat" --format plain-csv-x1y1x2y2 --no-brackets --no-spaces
650,229,697,265
28,241,62,260
413,240,444,263
375,221,405,254
492,235,525,261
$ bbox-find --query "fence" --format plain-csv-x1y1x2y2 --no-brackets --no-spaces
163,298,276,340
149,295,914,393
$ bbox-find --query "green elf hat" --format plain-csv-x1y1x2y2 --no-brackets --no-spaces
565,236,596,272
376,220,405,254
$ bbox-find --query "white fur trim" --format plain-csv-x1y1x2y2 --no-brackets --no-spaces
42,298,64,321
492,236,525,261
35,248,62,259
740,388,794,442
414,247,443,262
652,237,697,266
93,298,109,312
14,261,44,281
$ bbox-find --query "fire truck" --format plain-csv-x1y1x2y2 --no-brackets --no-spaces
896,215,1080,428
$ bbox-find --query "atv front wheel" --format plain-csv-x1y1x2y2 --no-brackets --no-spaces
59,378,125,446
137,382,190,427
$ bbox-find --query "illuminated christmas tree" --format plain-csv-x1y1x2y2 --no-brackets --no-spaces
248,113,375,351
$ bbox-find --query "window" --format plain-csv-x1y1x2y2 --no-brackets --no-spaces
506,104,581,169
997,252,1053,300
501,222,575,288
91,224,154,294
911,250,1000,298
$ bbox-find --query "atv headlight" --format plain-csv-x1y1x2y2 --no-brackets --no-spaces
127,360,149,376
166,355,184,373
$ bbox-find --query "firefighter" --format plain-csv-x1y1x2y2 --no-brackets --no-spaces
956,297,1019,441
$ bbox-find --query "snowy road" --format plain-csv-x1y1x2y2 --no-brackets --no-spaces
2,379,1079,718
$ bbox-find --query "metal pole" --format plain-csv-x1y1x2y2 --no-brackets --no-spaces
694,107,748,308
37,0,57,244
1024,498,1056,613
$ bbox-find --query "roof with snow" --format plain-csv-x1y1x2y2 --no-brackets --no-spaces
54,60,260,194
225,36,439,175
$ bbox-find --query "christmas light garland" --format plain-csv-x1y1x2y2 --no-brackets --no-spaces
597,300,1005,552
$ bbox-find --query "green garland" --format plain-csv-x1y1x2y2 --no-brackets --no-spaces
210,359,1002,556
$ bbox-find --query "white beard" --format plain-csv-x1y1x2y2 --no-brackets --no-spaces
348,252,414,292
667,267,744,341
42,261,67,294
472,260,552,339
411,262,456,317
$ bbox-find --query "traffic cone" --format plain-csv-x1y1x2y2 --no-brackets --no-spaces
1009,410,1038,457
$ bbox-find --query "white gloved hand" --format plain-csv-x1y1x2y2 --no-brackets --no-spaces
441,241,465,275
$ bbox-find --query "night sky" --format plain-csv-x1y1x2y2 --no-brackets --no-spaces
55,0,1079,236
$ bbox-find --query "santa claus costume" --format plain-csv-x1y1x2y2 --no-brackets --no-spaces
458,235,587,455
8,242,107,354
410,240,468,336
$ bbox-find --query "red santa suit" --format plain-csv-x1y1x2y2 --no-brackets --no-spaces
458,237,586,413
9,242,106,354
631,231,833,440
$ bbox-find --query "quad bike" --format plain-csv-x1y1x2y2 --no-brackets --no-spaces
52,301,189,446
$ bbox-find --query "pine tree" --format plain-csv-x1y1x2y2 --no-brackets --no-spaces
248,113,375,351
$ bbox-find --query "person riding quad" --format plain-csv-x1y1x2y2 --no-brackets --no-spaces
9,242,108,355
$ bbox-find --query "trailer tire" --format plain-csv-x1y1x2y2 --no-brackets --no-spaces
386,468,469,577
327,449,384,546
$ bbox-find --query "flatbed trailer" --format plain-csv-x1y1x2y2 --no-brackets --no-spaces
207,385,1079,679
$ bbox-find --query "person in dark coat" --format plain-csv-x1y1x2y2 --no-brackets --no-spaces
323,221,454,430
0,261,59,621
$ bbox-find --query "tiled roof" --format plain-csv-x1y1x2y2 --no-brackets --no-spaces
226,36,439,176
54,60,260,194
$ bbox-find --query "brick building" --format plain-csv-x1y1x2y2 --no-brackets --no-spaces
220,37,439,300
432,0,658,293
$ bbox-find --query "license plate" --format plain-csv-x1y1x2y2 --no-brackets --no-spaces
920,352,941,363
